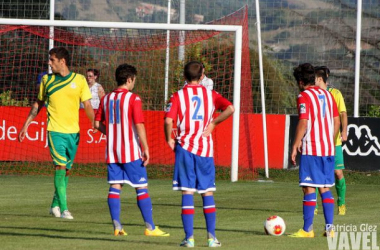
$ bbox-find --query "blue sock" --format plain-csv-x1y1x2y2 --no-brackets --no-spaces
202,195,216,239
182,194,194,239
108,187,122,230
303,193,316,232
136,189,155,230
321,191,334,230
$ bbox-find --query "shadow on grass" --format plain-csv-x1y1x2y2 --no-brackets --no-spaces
148,203,300,214
0,230,174,246
0,225,266,242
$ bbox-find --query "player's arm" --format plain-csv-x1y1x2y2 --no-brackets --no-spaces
83,99,95,129
18,100,45,142
131,95,149,166
94,121,106,134
340,111,348,142
336,90,348,142
164,117,175,150
331,96,341,141
94,95,106,134
291,119,307,165
203,93,234,137
291,93,309,165
164,94,178,150
334,116,340,140
136,123,149,166
203,105,234,137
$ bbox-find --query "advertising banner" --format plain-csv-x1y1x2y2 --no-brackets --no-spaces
0,107,287,169
287,115,380,171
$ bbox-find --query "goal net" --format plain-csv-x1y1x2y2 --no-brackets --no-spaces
0,7,255,180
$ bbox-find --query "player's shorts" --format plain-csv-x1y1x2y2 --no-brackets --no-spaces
299,155,335,188
173,144,216,194
107,159,148,188
48,131,79,169
334,145,345,170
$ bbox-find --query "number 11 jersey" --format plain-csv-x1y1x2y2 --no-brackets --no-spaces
95,88,144,163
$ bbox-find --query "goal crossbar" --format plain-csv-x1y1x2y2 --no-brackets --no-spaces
0,19,242,32
0,18,242,182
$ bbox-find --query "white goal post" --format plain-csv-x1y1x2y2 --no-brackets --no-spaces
0,18,243,182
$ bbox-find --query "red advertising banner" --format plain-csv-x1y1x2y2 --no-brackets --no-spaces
0,107,286,169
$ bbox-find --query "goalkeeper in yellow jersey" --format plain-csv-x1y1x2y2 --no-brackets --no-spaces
18,47,95,220
314,66,347,215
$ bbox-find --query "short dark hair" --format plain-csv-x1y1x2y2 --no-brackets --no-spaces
184,61,203,82
87,68,100,78
115,63,137,86
49,47,70,65
293,63,315,86
314,66,328,83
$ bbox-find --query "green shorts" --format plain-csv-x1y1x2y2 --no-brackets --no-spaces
335,145,345,170
48,131,80,169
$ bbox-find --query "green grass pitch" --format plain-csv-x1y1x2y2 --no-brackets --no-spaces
0,172,379,250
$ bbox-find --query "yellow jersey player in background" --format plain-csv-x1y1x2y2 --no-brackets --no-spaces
18,47,94,220
314,66,347,215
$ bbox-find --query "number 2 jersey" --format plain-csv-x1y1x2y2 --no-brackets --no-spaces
297,86,339,157
95,88,144,164
165,84,232,157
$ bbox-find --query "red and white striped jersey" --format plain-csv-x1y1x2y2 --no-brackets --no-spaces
165,84,232,157
297,86,339,156
95,88,144,163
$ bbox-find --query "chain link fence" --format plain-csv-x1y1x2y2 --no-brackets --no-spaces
1,0,379,116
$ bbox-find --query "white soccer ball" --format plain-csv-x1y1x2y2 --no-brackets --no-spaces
264,215,286,236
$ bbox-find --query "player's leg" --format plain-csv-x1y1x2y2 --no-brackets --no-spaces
135,186,155,231
201,192,221,247
302,186,317,233
53,166,67,215
123,159,169,236
50,188,60,217
289,155,318,237
179,191,195,247
108,184,126,236
201,192,216,239
137,186,169,236
196,155,220,247
107,163,126,236
314,188,319,215
136,186,169,236
319,187,334,237
320,156,335,237
334,145,346,215
289,186,316,237
48,132,72,218
173,144,195,247
58,132,79,219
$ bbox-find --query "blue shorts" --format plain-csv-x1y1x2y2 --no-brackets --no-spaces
299,155,335,188
107,159,148,188
173,144,216,194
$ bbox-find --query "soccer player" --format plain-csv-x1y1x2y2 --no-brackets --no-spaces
183,63,214,90
164,61,234,247
18,47,94,220
94,63,169,237
289,63,340,238
314,66,348,215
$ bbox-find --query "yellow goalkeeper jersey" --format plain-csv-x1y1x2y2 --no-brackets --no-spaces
38,72,92,133
328,87,346,146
